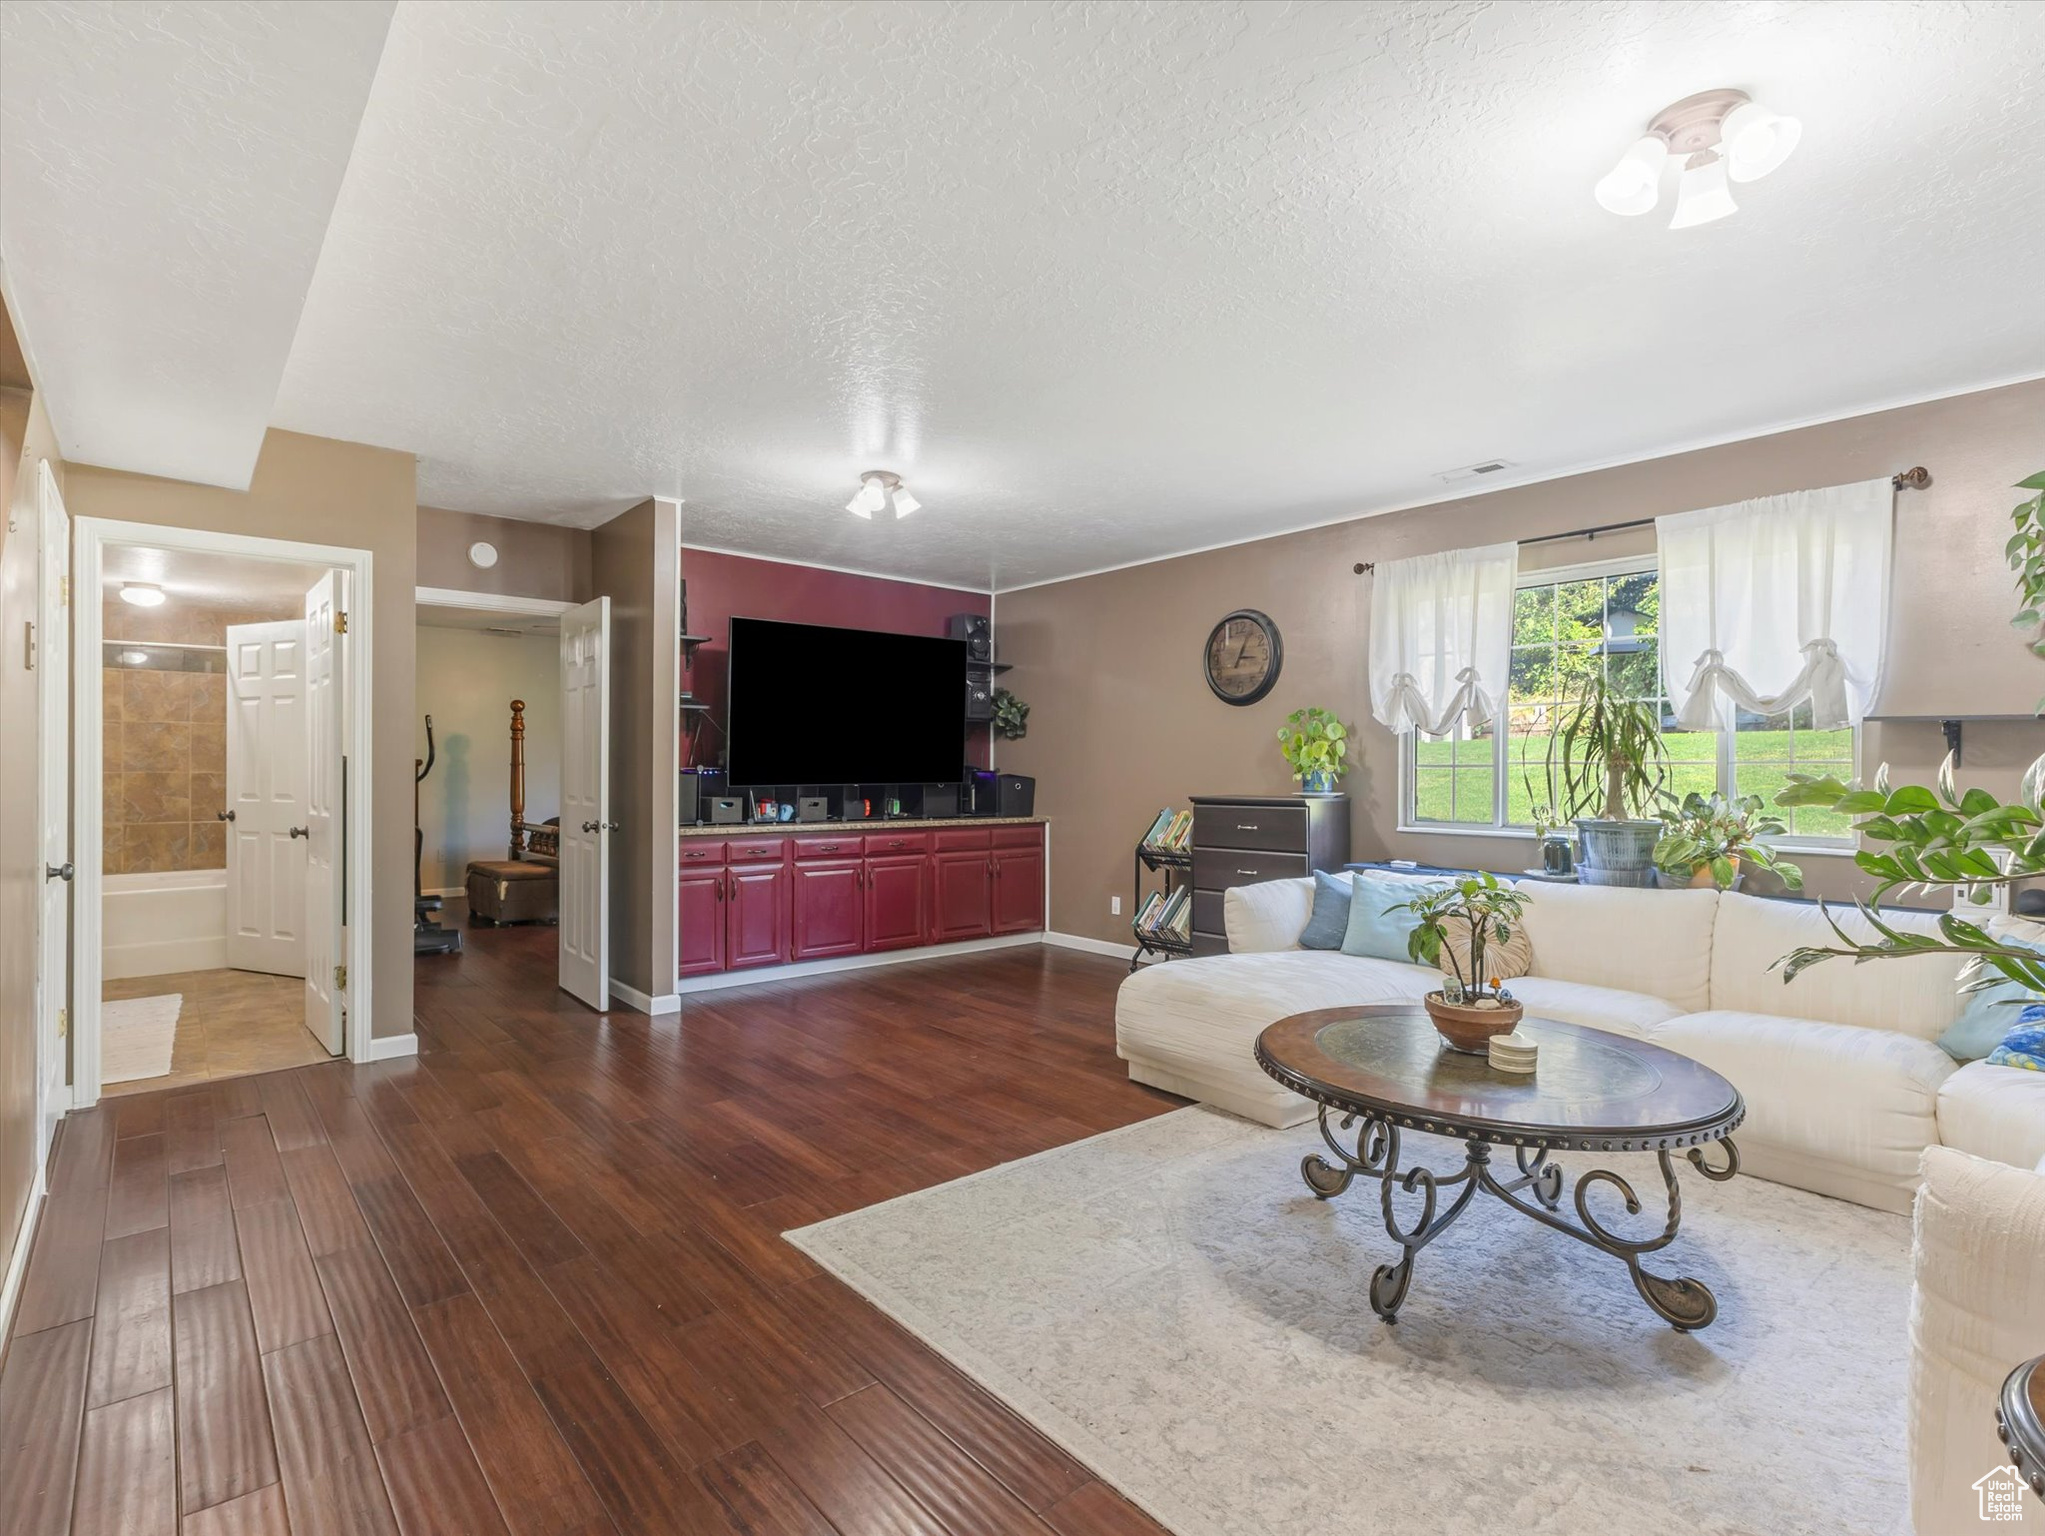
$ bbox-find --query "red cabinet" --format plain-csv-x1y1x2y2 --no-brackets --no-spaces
991,842,1045,934
930,850,993,942
791,859,864,960
678,866,725,976
725,861,789,969
864,855,927,951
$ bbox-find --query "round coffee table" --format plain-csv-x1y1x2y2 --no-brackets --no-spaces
2001,1355,2045,1502
1255,1005,1745,1330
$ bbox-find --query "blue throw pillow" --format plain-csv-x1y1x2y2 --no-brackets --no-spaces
1298,871,1353,950
1985,1004,2045,1071
1938,938,2045,1061
1341,875,1433,964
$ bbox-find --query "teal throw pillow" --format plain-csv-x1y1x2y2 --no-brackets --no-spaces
1341,875,1433,964
1938,937,2045,1061
1298,872,1353,950
1984,1005,2045,1071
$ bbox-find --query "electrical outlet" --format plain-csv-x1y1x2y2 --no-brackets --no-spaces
1110,895,1121,915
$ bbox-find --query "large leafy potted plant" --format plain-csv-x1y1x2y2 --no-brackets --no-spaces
1540,671,1668,887
1772,754,2045,1029
2005,470,2045,714
1277,707,1349,794
1653,791,1804,892
1387,873,1533,1052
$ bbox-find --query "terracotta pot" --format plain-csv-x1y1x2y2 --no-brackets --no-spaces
1423,991,1525,1054
1686,856,1741,890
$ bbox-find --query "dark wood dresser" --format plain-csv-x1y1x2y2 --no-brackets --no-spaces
1187,794,1350,956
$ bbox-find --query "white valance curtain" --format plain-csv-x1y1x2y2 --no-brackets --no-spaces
1657,478,1893,731
1368,541,1517,736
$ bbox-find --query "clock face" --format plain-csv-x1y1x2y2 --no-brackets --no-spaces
1204,610,1282,705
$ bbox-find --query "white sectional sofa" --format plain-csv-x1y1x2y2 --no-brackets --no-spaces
1115,872,2045,1214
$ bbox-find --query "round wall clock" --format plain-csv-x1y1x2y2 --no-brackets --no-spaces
1204,609,1282,705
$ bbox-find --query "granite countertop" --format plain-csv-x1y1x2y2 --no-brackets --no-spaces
680,815,1046,837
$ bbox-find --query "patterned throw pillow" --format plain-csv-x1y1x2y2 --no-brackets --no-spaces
1435,913,1534,986
1984,1004,2045,1071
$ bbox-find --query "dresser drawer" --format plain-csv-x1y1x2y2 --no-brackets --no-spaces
991,824,1042,849
862,830,931,856
1193,847,1310,891
791,834,860,861
933,827,993,852
1192,889,1228,940
679,840,725,865
726,835,789,863
1193,802,1309,852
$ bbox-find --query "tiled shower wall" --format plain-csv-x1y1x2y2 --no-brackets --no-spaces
103,595,298,874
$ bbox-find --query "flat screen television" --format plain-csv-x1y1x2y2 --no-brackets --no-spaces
724,616,968,787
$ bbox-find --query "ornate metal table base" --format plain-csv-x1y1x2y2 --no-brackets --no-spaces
1301,1106,1740,1331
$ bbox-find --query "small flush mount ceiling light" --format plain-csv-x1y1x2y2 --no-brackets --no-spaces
119,581,166,607
845,470,921,520
1594,88,1800,228
467,541,498,569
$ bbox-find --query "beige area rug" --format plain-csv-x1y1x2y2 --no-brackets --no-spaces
786,1106,1911,1536
101,993,182,1083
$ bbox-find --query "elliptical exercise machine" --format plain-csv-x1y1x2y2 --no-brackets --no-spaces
414,715,462,955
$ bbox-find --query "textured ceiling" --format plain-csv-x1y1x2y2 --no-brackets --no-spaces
0,0,395,487
10,2,2045,588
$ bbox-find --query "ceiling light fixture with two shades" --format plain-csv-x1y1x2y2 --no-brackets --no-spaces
846,470,921,520
1595,88,1801,229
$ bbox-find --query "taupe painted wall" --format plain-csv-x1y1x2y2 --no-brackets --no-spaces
65,430,419,1038
590,497,679,1002
417,505,592,603
1001,381,2045,946
415,626,559,891
0,386,63,1313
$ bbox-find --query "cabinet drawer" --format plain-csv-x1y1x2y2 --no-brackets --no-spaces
679,840,725,865
862,830,932,856
933,827,993,852
725,835,788,864
791,834,860,861
991,824,1042,849
1192,889,1227,939
1193,803,1309,852
1193,847,1310,891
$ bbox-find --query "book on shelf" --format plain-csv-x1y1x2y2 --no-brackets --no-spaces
1133,885,1192,944
1139,808,1175,849
1141,809,1192,854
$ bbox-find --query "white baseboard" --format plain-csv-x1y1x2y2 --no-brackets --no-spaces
104,935,229,981
0,1159,48,1345
423,886,464,900
608,978,682,1015
674,931,1044,996
1042,930,1138,960
361,1032,418,1062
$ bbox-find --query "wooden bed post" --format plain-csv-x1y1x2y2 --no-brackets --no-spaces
509,699,527,860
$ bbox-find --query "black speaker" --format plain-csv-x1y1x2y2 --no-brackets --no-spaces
965,672,993,721
947,612,992,663
991,774,1034,816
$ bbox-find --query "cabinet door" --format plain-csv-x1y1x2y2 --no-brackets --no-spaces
678,866,726,976
864,855,927,952
726,862,789,969
930,850,991,942
791,859,864,960
990,845,1045,935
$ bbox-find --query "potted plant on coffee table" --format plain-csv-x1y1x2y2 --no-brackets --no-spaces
1540,671,1669,887
1388,873,1533,1052
1277,707,1350,794
1653,791,1804,892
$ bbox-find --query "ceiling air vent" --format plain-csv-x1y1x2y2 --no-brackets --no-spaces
483,626,528,637
1434,459,1514,485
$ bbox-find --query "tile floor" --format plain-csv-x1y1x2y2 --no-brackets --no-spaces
100,966,332,1097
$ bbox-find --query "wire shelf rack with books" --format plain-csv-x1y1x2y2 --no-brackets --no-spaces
1131,808,1195,970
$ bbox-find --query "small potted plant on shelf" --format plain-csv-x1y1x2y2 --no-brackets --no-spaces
1277,707,1350,794
1388,873,1533,1053
1652,791,1804,892
1539,671,1668,887
992,687,1030,741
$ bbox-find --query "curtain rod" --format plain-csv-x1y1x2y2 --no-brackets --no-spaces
1352,466,1930,574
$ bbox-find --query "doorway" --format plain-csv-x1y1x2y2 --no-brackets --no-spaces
70,520,376,1108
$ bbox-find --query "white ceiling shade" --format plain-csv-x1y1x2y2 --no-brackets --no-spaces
0,0,396,487
1594,137,1669,216
1668,153,1738,230
1721,100,1804,183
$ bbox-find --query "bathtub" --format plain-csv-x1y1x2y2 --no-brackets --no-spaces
104,868,228,980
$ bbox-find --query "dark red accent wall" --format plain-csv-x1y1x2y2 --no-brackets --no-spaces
680,547,994,773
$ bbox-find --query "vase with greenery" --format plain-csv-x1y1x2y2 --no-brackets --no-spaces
991,687,1029,741
1277,707,1349,794
1388,873,1533,1051
2005,470,2045,714
1772,754,2045,1014
1653,791,1804,892
1539,671,1668,887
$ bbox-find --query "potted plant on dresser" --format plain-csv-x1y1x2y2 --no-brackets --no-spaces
1277,707,1350,794
1542,671,1669,887
1388,873,1533,1052
1653,791,1804,892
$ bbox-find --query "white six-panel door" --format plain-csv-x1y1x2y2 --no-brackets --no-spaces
224,619,309,977
558,596,611,1010
34,463,71,1153
301,573,346,1053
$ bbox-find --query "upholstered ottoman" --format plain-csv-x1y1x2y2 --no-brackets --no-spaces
465,860,559,925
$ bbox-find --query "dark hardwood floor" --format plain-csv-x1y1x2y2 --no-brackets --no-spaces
0,924,1181,1535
